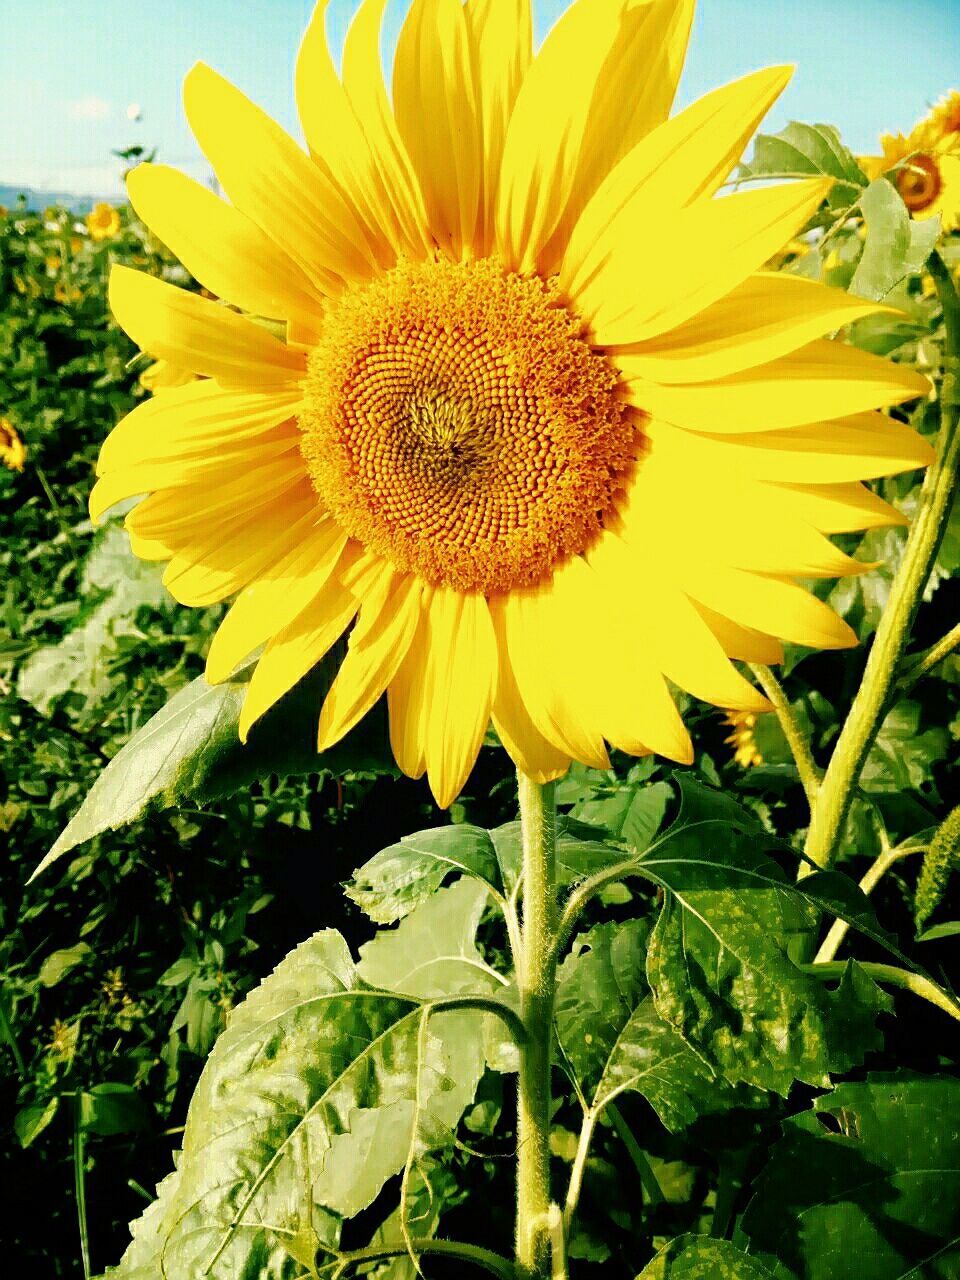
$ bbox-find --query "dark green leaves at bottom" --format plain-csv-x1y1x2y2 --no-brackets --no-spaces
555,922,755,1131
637,780,892,1094
740,1074,960,1279
637,1235,775,1278
101,928,478,1280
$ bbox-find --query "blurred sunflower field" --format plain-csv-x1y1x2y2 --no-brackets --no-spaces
2,91,960,1278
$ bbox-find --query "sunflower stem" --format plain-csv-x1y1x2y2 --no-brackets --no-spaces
748,663,821,808
515,773,559,1279
803,250,960,874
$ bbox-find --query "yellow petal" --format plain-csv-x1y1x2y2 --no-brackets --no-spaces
589,534,770,712
489,601,569,783
677,562,857,650
615,272,891,383
691,601,784,665
162,500,319,607
98,380,302,475
394,0,482,256
761,480,907,533
340,0,432,259
239,574,360,741
205,520,349,684
420,590,498,807
649,414,934,482
625,339,931,432
109,266,306,385
465,0,532,254
496,0,693,272
574,178,833,346
183,62,376,293
498,574,610,769
317,572,424,750
125,164,322,324
124,472,311,543
563,66,793,292
296,1,423,262
388,595,433,779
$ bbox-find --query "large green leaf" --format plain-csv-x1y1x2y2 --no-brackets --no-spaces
101,928,481,1279
347,816,623,924
555,922,754,1131
740,1074,960,1279
636,780,892,1093
637,1235,776,1278
36,657,395,877
850,178,941,300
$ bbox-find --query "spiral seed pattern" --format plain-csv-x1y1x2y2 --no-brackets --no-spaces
300,256,641,593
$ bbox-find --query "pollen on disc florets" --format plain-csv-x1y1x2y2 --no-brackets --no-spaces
299,255,641,595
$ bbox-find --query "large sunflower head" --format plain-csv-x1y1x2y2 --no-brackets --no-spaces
95,0,932,807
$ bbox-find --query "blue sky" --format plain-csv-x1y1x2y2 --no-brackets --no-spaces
1,0,957,197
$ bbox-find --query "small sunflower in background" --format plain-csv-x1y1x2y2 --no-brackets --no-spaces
86,201,121,242
95,0,932,807
862,89,960,231
724,711,764,769
0,418,26,472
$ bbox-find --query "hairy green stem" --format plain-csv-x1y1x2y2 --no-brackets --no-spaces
563,1110,598,1235
802,960,960,1022
804,252,960,873
814,844,924,963
899,620,960,691
74,1094,91,1280
749,663,821,807
516,773,559,1279
430,995,528,1047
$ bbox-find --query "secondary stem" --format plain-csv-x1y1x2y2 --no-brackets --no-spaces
814,844,924,963
804,252,960,873
515,773,559,1279
749,663,821,807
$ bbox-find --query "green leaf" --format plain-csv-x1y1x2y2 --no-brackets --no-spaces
860,701,949,793
637,781,892,1093
555,922,754,1131
637,1235,776,1278
347,825,506,924
78,1083,149,1136
348,816,621,924
36,658,395,877
570,777,673,851
850,178,941,301
38,941,92,986
14,1097,59,1147
740,1074,960,1279
739,121,867,204
17,524,170,715
101,928,479,1279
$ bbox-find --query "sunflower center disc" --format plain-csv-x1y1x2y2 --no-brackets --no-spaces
897,153,942,212
300,256,640,594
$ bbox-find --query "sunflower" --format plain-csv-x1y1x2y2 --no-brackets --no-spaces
0,418,26,472
724,711,764,769
862,128,960,231
94,0,932,807
86,201,121,242
139,359,199,395
918,90,960,148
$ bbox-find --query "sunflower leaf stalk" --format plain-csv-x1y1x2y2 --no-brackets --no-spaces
804,250,960,873
515,774,560,1279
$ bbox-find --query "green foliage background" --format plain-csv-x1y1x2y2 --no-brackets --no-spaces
1,122,959,1277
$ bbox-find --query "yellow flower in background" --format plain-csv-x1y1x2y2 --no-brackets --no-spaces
0,419,26,472
919,89,960,148
95,0,931,806
862,127,960,230
45,254,61,273
53,281,81,305
139,359,199,395
86,201,121,241
724,711,764,769
70,235,84,255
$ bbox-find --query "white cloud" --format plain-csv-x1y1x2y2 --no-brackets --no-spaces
67,95,112,122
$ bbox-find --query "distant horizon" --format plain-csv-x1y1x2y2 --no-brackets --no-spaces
2,0,957,199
